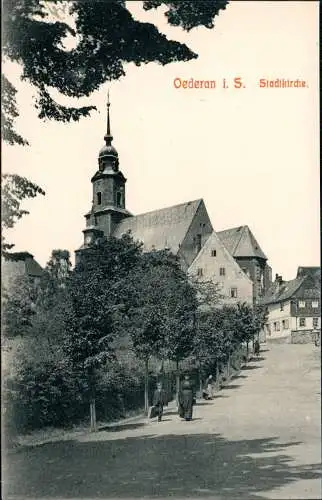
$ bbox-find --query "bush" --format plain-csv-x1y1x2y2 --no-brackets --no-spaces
4,358,87,437
3,357,158,438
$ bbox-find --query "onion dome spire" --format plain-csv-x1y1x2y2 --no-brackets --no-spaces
98,90,119,169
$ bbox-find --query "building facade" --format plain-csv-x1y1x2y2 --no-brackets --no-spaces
2,252,43,291
261,267,321,343
217,226,272,303
188,231,253,305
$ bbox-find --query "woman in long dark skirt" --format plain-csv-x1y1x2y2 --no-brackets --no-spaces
178,374,194,421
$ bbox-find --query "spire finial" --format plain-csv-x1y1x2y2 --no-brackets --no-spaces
105,89,112,143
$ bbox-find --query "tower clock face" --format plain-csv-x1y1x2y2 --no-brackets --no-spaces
85,234,92,245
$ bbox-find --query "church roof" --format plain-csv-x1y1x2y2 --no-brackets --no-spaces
112,199,203,254
217,225,267,260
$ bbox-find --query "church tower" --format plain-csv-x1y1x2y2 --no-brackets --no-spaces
79,93,131,250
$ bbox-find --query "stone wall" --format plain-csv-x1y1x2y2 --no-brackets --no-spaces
266,335,291,344
291,330,315,344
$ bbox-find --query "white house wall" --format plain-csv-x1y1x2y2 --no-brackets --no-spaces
188,231,253,305
266,301,292,338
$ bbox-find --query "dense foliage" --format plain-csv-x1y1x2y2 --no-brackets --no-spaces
3,235,266,438
3,0,229,135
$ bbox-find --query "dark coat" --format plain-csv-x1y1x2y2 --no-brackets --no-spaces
153,389,166,408
178,380,194,419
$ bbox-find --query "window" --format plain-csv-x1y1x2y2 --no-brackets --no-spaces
298,301,305,308
266,324,271,336
211,249,217,257
274,322,280,332
280,303,284,311
220,267,226,276
299,317,306,327
197,268,203,277
313,317,319,328
116,192,122,206
97,192,102,205
282,319,289,330
230,288,238,298
312,300,319,308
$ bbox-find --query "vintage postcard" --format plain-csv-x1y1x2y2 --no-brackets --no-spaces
2,1,320,499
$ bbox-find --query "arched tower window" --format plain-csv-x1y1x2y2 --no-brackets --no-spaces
116,192,122,207
97,192,102,205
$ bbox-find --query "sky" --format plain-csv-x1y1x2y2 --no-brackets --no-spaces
2,1,320,280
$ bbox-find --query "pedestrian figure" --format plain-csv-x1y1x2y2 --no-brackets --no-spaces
178,374,194,421
205,374,214,399
254,339,260,357
152,381,166,422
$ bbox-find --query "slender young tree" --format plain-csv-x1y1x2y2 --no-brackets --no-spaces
127,249,198,411
63,234,143,431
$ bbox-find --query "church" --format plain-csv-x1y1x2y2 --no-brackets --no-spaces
76,97,272,305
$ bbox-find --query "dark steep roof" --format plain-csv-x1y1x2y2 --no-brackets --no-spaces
25,257,43,277
296,267,320,280
2,252,43,279
112,199,203,254
217,225,267,260
261,278,304,305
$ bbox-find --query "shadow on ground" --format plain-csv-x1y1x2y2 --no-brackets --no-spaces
221,384,242,391
4,433,321,499
241,365,261,371
99,422,146,433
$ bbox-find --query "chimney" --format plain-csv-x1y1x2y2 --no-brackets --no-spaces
275,274,284,292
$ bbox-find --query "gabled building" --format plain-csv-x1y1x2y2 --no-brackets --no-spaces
76,97,271,306
2,252,43,291
217,225,272,303
261,267,321,343
188,231,253,305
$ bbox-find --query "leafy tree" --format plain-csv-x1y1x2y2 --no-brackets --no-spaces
234,302,268,357
2,274,39,339
193,305,237,390
127,250,197,409
1,174,45,252
45,249,72,285
63,234,143,430
253,304,269,342
3,0,229,135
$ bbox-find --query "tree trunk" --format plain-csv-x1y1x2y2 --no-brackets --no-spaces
246,341,249,361
198,362,203,396
175,359,180,405
144,358,149,415
89,398,97,432
215,363,220,391
227,352,231,379
88,370,97,432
